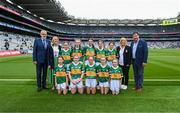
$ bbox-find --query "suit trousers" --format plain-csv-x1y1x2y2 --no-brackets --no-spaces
36,62,48,88
132,60,144,89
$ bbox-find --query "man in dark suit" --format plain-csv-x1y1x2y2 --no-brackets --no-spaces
116,37,132,90
131,32,148,92
33,30,53,92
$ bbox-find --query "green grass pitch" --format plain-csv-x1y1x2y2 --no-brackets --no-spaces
0,49,180,112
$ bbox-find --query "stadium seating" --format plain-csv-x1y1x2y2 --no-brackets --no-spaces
0,31,34,53
0,0,180,50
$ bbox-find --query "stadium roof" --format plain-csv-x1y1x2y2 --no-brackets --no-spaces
8,0,179,26
63,19,162,26
11,0,73,22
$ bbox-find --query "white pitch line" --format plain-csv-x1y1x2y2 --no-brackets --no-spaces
0,79,180,82
130,79,180,81
149,60,180,72
0,79,35,81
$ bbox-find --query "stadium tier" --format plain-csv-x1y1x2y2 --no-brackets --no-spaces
0,0,180,43
1,31,180,53
0,31,34,53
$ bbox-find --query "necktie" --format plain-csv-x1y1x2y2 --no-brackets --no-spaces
42,39,47,49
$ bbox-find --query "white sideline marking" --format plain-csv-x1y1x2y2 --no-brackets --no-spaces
150,60,180,72
0,79,35,81
0,79,180,82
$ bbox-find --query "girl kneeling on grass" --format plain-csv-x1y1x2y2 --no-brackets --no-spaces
97,57,110,95
54,56,68,95
110,59,123,95
85,56,97,94
68,56,84,95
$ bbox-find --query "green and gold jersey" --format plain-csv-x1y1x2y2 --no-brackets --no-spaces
95,48,106,62
97,64,110,82
85,63,97,79
106,48,117,62
109,66,123,80
84,45,96,60
60,49,72,64
71,47,84,61
68,62,84,79
55,64,67,84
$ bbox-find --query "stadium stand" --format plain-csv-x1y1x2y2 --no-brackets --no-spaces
0,0,180,49
0,31,34,53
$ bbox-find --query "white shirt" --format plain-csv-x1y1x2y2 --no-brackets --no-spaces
119,46,125,66
53,46,59,57
132,40,139,59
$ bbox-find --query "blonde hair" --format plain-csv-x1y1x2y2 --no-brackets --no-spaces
120,37,127,45
51,36,59,46
100,57,107,61
75,38,81,42
112,59,118,63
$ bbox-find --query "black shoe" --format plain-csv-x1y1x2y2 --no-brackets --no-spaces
37,88,42,92
42,87,49,89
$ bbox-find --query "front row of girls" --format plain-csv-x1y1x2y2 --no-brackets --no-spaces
54,55,123,95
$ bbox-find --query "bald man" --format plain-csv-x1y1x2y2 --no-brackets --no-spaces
33,30,53,92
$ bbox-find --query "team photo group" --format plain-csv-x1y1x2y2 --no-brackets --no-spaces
33,30,148,95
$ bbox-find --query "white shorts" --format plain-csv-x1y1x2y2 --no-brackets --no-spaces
57,83,66,90
70,78,83,89
110,80,121,92
99,81,109,87
85,79,97,88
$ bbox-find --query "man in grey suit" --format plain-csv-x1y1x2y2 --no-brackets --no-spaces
131,32,148,92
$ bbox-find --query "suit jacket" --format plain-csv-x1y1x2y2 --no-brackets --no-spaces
49,45,61,69
130,39,148,66
33,38,52,65
116,45,132,66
